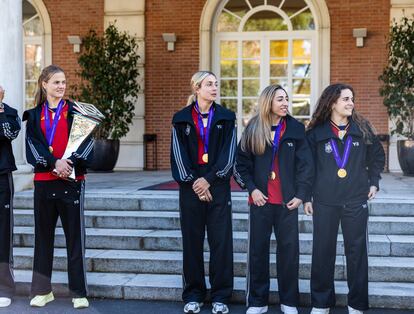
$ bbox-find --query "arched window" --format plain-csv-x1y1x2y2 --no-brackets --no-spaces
213,0,318,135
23,0,51,108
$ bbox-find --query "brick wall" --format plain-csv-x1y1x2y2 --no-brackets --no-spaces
43,0,104,91
146,0,390,169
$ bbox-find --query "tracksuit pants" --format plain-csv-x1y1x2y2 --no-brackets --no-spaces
247,203,299,307
31,180,88,298
179,179,233,304
0,173,14,298
311,201,369,311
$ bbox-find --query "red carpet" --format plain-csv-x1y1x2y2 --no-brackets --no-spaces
140,177,244,192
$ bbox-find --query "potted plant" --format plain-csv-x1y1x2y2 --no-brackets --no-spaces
73,23,140,171
379,15,414,176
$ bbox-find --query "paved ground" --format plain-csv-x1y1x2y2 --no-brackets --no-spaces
2,298,413,314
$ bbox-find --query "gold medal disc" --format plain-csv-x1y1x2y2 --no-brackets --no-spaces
338,130,346,140
270,171,276,180
49,146,54,153
337,168,347,178
202,153,208,163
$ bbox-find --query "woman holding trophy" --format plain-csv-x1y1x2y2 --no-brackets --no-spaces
23,65,94,309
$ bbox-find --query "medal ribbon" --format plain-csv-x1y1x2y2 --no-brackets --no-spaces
269,121,283,175
44,99,65,149
329,135,352,170
194,101,214,155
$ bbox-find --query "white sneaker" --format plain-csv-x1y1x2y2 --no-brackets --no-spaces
348,305,363,314
246,306,268,314
30,292,55,307
184,301,204,313
212,302,229,314
311,308,330,314
281,304,298,314
0,297,11,308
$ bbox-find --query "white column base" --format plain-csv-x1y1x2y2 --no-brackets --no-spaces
13,164,33,192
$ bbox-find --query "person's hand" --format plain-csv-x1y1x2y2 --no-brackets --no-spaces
368,185,378,200
192,177,210,195
304,202,313,215
251,189,268,207
287,197,302,210
199,189,213,202
55,159,73,178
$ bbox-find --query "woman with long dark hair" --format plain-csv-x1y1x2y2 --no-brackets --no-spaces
304,83,385,314
23,65,93,309
234,84,313,314
171,71,236,314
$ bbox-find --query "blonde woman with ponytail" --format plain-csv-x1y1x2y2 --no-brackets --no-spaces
23,65,93,309
171,71,236,314
234,85,314,314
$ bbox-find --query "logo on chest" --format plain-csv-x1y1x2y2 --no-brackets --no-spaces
325,142,332,153
185,124,191,136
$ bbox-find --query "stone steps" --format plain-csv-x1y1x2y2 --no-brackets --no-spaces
12,270,414,309
12,209,414,235
12,226,414,257
11,247,414,282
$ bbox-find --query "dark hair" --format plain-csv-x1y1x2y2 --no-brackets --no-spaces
308,83,376,144
34,65,65,106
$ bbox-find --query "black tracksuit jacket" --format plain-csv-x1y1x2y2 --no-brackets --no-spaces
306,119,385,206
0,103,21,174
171,102,236,185
234,115,314,204
23,100,94,176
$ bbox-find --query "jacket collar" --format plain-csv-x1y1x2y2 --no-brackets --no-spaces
172,102,235,126
312,118,363,141
280,115,304,140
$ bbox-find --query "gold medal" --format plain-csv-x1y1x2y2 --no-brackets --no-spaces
49,146,54,153
202,153,208,163
337,168,347,178
338,130,346,140
270,171,276,180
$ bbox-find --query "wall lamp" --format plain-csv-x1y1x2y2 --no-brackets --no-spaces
67,35,82,53
353,28,367,48
162,33,177,51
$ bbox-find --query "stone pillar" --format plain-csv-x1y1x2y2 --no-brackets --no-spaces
0,0,33,191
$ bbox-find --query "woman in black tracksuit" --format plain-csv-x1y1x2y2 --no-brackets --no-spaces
171,71,236,314
304,83,385,314
23,65,93,309
234,85,313,314
0,85,21,307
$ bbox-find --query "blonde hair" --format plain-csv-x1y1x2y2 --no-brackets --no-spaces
186,71,217,106
34,65,65,106
241,85,288,155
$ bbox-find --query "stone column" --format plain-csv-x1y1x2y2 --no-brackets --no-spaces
0,0,33,190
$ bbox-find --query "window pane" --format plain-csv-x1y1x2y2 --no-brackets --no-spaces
217,11,240,32
25,82,37,101
25,45,42,67
221,41,238,59
221,79,238,97
23,0,37,22
282,0,307,16
293,62,311,77
24,16,43,36
249,0,265,7
242,98,258,126
25,62,42,79
242,79,260,97
242,41,260,58
225,0,250,18
243,60,260,77
270,78,288,90
270,40,288,58
293,40,311,59
292,98,310,116
243,11,287,31
291,9,315,30
293,79,310,95
270,61,288,77
221,60,238,77
221,98,237,113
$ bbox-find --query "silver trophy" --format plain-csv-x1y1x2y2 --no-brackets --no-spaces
53,101,104,181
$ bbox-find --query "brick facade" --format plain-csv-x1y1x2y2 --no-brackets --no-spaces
43,0,104,90
145,0,390,169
